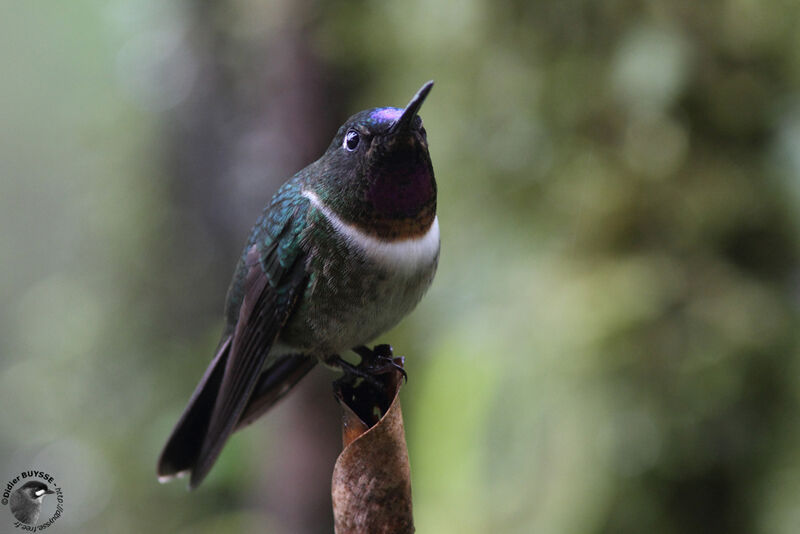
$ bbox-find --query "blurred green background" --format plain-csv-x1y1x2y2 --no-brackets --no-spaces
2,0,800,532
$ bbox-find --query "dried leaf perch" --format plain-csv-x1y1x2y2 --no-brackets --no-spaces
331,346,414,534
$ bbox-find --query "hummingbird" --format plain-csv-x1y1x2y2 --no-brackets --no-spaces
9,481,55,526
157,81,439,488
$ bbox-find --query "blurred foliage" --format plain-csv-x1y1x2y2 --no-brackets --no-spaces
2,0,800,533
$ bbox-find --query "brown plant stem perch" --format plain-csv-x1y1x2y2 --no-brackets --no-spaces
331,348,414,534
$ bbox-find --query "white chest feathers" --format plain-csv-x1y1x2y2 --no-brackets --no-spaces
302,189,440,273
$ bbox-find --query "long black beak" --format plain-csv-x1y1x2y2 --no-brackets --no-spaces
388,80,434,134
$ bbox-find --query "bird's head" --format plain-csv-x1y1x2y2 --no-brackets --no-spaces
312,81,437,239
18,481,54,503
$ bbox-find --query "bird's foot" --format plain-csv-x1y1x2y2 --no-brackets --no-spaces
327,355,384,390
331,345,407,427
352,344,407,383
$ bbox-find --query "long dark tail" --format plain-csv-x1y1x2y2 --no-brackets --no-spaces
157,339,316,486
157,337,232,482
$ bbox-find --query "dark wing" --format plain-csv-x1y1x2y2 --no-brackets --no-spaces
158,184,311,488
191,201,311,488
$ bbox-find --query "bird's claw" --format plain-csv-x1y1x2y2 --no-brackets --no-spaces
328,355,384,389
352,345,407,383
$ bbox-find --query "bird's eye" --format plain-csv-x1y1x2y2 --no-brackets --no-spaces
344,129,360,151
